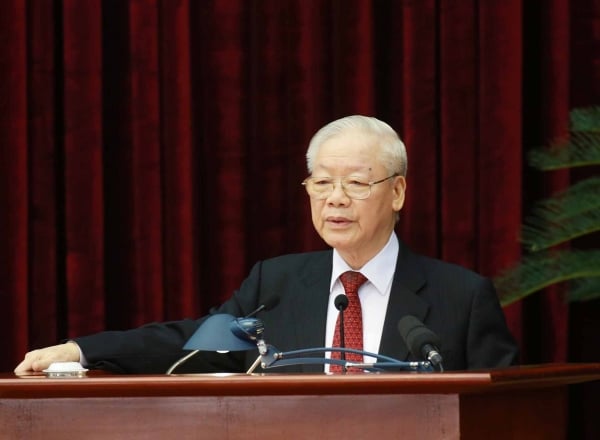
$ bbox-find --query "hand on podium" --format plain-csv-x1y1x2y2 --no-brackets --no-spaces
14,341,80,373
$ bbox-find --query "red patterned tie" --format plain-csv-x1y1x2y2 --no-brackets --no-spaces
330,271,368,373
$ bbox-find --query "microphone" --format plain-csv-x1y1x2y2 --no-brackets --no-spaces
334,294,349,367
334,294,348,311
230,295,281,342
398,316,444,371
247,304,434,374
166,296,280,375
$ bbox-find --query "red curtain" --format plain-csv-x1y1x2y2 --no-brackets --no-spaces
1,0,599,374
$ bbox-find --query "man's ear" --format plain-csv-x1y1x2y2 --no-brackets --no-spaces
392,176,406,212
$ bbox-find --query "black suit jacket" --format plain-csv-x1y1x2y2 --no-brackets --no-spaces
76,241,518,373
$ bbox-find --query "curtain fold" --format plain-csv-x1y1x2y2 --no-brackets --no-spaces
159,0,197,319
126,0,164,324
529,0,571,364
398,0,439,256
1,0,597,379
29,0,60,347
477,0,525,345
62,0,105,335
0,0,29,367
439,2,478,269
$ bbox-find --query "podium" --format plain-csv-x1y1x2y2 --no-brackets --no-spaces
1,363,599,439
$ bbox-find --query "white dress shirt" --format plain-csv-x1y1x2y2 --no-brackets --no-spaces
325,232,399,368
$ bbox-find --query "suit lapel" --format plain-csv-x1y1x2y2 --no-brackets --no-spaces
289,251,332,372
379,241,429,361
282,244,429,370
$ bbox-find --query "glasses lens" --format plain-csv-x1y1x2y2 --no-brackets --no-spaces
304,177,371,200
305,178,332,199
341,177,370,199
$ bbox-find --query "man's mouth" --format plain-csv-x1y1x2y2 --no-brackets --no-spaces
326,216,352,225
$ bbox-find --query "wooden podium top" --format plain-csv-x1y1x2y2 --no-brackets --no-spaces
2,362,600,398
2,363,599,439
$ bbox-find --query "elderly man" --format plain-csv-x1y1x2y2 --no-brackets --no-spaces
15,115,518,374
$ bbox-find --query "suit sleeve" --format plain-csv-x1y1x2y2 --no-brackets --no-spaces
466,277,519,369
74,261,265,374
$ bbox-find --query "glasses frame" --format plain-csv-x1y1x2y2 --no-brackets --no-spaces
301,174,398,200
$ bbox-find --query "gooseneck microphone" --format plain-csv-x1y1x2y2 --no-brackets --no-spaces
230,296,281,342
334,294,349,365
166,296,280,375
246,306,434,373
398,315,444,372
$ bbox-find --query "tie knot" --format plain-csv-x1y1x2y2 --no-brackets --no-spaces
339,271,368,297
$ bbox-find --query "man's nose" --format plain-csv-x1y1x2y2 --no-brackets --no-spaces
326,180,350,204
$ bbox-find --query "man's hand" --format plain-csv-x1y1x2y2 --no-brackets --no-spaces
14,342,81,373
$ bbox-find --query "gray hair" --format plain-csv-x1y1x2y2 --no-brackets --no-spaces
306,115,407,177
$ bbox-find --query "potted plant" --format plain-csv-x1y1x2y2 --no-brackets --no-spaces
495,106,600,305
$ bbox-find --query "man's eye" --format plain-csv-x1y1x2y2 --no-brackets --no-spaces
346,180,368,187
313,179,332,186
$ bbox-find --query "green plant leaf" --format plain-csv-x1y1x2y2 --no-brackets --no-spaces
521,180,600,249
570,106,600,132
528,132,600,170
495,249,600,306
531,177,600,221
498,105,600,304
567,277,600,302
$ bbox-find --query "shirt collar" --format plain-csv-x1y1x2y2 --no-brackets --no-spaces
330,232,399,295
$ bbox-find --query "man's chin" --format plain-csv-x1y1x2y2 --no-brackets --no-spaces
320,234,355,252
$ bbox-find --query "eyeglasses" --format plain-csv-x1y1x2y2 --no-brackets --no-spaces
301,174,398,200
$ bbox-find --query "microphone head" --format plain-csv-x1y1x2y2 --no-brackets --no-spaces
334,294,349,311
230,317,265,341
398,315,441,359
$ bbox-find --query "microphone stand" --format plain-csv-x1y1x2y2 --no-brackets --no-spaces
166,350,199,375
338,308,346,372
176,313,436,375
333,293,349,373
246,344,433,374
